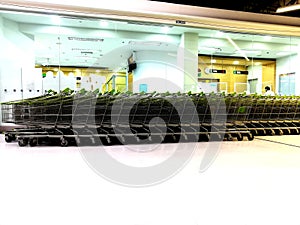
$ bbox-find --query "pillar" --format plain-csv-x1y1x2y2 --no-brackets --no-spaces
178,32,199,92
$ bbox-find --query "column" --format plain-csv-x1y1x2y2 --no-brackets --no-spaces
178,32,199,92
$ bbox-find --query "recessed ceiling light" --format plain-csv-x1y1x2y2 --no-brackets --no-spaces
233,60,239,65
215,31,224,38
264,36,272,41
211,59,216,63
161,26,171,33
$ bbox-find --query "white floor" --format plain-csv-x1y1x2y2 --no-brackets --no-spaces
1,134,300,225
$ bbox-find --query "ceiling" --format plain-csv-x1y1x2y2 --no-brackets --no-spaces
153,0,300,16
0,8,299,70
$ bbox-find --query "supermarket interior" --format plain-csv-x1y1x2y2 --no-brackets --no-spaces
1,1,300,225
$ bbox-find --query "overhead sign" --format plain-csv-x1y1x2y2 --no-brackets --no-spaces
205,68,226,74
233,70,249,75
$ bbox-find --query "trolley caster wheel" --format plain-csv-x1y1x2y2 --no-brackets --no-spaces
247,133,254,141
204,134,210,142
60,137,68,147
5,134,13,143
199,134,210,142
257,130,266,136
266,129,275,136
29,138,38,147
18,138,28,147
11,134,16,141
226,134,233,141
236,135,243,141
282,129,290,135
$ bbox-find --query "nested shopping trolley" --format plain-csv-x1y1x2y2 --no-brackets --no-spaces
1,94,51,143
244,95,300,136
10,91,300,147
2,91,257,147
224,94,254,141
1,91,79,146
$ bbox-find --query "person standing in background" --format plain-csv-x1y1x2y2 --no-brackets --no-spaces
264,86,275,96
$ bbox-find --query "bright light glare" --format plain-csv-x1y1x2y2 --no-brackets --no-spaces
51,16,61,25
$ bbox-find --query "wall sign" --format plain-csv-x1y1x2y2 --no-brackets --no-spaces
233,70,248,75
205,68,226,74
139,84,148,93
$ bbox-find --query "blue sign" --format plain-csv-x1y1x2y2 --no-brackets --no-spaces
139,84,148,93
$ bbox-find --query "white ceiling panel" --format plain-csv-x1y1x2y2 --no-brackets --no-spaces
1,10,300,69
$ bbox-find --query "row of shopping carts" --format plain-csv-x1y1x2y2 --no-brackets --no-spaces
1,91,300,147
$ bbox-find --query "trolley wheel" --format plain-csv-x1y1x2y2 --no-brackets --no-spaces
199,133,210,142
29,138,38,147
205,133,210,142
265,129,275,136
282,129,290,135
11,134,16,141
5,134,13,143
246,133,254,141
236,133,243,141
274,129,282,135
18,138,28,147
226,134,233,141
60,137,68,147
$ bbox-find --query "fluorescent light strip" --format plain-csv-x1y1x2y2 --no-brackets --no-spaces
276,4,300,13
226,35,250,61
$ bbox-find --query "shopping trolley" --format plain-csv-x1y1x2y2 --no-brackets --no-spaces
225,95,254,141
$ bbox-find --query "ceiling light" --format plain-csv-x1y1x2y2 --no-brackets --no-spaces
211,59,216,63
161,26,171,33
254,62,261,66
264,36,272,41
233,61,239,65
276,3,300,13
215,31,224,38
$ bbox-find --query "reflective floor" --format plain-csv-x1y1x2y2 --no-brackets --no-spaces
1,134,300,225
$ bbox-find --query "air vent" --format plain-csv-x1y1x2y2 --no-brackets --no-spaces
68,37,104,42
129,41,162,46
72,48,102,53
127,21,173,28
81,51,93,54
